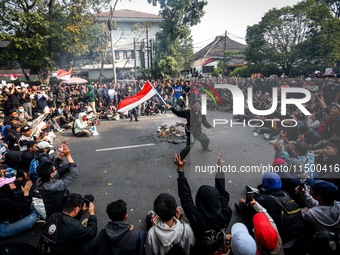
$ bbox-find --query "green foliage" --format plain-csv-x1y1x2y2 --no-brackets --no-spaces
148,0,206,76
0,0,110,84
211,61,223,77
228,66,252,77
317,0,340,18
246,0,340,75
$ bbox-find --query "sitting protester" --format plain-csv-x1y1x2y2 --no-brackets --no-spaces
18,141,38,177
251,200,284,255
5,123,21,150
38,193,98,255
73,112,93,137
98,199,145,255
36,142,78,217
145,193,195,255
60,109,75,129
296,179,340,233
0,179,45,238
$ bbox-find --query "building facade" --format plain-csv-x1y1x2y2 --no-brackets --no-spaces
83,9,162,80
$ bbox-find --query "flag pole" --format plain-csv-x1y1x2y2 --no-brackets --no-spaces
148,80,167,105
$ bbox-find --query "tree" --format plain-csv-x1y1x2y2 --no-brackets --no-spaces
317,0,340,18
246,0,340,75
0,0,110,84
148,0,207,77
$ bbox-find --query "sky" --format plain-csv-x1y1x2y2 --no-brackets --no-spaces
114,0,302,51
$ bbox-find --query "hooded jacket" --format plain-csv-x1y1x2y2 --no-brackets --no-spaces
145,218,195,255
86,85,96,102
301,192,340,232
74,112,88,134
177,171,232,253
98,221,141,255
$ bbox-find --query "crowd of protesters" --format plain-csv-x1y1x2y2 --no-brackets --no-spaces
0,74,340,255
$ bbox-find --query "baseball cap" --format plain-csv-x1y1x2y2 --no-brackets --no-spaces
20,125,32,133
272,158,285,166
332,102,340,110
253,213,278,250
264,92,269,95
37,141,53,150
307,179,338,198
231,223,257,255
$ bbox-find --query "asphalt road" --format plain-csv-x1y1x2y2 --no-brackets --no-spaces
0,110,275,247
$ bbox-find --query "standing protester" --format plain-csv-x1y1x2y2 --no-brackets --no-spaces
167,99,212,160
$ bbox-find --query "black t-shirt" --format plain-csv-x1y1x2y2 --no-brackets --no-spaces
20,92,31,104
183,85,190,94
9,92,21,106
163,86,174,96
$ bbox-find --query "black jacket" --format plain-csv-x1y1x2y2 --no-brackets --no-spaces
98,221,141,255
177,171,232,253
38,212,97,255
0,182,32,223
171,108,211,137
19,149,35,172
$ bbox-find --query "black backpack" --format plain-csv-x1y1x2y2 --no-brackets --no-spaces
309,230,340,255
270,194,305,240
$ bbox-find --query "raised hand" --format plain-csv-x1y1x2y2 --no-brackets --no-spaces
174,153,186,170
217,150,223,167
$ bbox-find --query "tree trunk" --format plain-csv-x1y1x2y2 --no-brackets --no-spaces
37,67,51,84
99,34,109,83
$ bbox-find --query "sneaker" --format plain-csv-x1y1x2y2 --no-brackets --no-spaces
264,133,270,140
35,219,46,227
270,138,278,144
245,185,260,196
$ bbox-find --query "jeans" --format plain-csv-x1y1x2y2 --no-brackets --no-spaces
0,205,39,238
139,231,146,255
23,102,32,117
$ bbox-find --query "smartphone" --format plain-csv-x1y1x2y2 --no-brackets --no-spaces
246,192,255,204
84,199,90,207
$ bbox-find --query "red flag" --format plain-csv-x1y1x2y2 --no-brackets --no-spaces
117,81,156,112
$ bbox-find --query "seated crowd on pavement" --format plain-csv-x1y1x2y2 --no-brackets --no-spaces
0,74,340,255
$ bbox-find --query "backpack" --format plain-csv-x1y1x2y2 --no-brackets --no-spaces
270,194,305,240
1,124,10,137
29,158,39,179
309,230,340,255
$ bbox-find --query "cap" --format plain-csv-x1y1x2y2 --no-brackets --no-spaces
20,125,32,133
264,92,270,95
305,77,312,81
307,179,338,198
253,213,278,250
272,158,285,166
230,223,257,255
332,102,340,110
37,141,53,150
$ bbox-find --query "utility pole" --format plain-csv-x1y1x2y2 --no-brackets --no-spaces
223,30,227,77
111,24,117,84
146,22,149,69
150,39,153,79
134,39,137,79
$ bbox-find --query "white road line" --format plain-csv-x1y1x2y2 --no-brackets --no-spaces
96,143,156,152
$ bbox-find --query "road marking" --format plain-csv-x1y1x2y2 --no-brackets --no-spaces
96,143,156,152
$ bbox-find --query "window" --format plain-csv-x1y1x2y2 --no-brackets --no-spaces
202,66,214,73
123,51,128,59
130,51,135,59
115,51,120,60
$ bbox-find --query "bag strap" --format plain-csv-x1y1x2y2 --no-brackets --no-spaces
269,195,288,214
172,223,185,247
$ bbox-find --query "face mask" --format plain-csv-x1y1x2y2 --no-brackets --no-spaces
18,109,24,113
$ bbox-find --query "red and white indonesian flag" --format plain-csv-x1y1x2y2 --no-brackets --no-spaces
53,67,72,80
117,81,157,112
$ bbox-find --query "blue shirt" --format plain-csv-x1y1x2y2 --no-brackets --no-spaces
174,86,183,98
